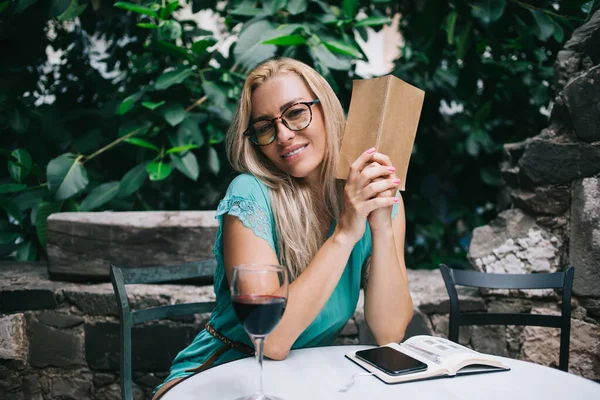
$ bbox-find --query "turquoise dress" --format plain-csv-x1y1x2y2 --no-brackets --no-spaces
156,173,398,392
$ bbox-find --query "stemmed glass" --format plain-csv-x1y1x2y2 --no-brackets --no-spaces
230,264,289,400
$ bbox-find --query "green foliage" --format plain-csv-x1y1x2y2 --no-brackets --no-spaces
390,0,595,269
0,0,597,268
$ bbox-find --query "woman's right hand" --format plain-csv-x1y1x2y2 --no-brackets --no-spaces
335,148,399,245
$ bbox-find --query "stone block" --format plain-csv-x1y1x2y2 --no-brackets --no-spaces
47,211,218,281
93,372,117,388
0,314,27,361
28,321,84,368
519,139,600,185
430,314,471,345
37,310,84,329
404,308,433,339
0,289,57,312
563,64,600,142
85,321,198,372
339,319,358,336
521,316,600,380
471,326,509,357
510,185,570,216
22,374,42,400
570,177,600,297
47,375,93,400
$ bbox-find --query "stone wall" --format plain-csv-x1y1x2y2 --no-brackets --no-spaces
2,262,597,400
469,10,600,380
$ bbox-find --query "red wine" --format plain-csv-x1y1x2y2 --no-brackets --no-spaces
232,295,287,337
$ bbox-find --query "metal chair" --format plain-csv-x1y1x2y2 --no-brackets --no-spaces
110,261,216,400
439,263,574,371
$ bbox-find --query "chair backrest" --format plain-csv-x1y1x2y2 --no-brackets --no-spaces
439,263,574,371
110,261,217,400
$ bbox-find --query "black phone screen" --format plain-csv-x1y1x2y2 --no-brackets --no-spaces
355,347,428,376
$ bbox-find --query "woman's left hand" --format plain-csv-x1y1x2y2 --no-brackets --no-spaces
365,152,400,231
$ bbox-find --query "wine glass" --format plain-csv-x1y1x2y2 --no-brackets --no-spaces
230,264,289,400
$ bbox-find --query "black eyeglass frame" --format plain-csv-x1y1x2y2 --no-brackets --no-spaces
243,99,321,146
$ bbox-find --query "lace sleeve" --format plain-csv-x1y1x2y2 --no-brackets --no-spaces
215,195,276,252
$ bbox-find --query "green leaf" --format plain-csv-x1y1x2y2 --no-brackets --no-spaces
446,11,457,45
234,20,277,71
480,167,503,186
322,40,362,58
8,149,33,183
530,10,555,41
0,232,19,245
230,1,263,16
114,1,158,18
466,134,479,156
118,121,152,137
57,0,87,21
343,0,358,18
80,181,120,211
33,201,62,249
0,1,10,14
125,138,160,152
160,0,179,19
141,100,165,110
137,22,158,29
552,18,564,42
0,196,22,224
207,147,220,175
153,40,190,59
15,0,37,14
262,34,307,45
154,68,194,90
456,21,473,60
47,153,89,201
177,116,205,148
171,152,200,181
158,20,182,40
162,103,186,126
354,16,392,27
310,43,351,70
202,81,227,106
146,162,173,181
470,0,506,26
0,184,27,194
263,0,287,15
118,91,143,115
191,38,217,55
11,187,48,212
287,0,307,15
16,241,37,262
119,162,148,197
166,144,199,154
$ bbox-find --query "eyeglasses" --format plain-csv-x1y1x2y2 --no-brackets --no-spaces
243,99,320,146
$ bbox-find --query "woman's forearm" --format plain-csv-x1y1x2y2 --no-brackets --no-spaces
263,229,355,359
364,226,413,344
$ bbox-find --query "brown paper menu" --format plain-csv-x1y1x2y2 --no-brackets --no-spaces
336,75,425,190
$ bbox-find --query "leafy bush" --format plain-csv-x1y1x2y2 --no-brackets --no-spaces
0,0,597,267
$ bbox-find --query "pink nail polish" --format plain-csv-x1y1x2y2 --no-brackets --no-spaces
366,147,376,154
393,197,399,203
388,167,396,172
393,178,401,184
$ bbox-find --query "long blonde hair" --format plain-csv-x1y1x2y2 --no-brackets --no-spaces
226,58,345,280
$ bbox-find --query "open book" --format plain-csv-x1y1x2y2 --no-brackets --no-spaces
345,335,510,384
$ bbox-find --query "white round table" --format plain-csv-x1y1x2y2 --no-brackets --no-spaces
163,345,600,400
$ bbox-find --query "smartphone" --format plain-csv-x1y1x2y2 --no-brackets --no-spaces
355,347,428,376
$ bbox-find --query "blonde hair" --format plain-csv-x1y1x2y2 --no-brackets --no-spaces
226,58,345,280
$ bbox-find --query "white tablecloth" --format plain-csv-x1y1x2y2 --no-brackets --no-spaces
163,345,600,400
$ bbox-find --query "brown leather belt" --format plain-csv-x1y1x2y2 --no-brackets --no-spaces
184,322,255,373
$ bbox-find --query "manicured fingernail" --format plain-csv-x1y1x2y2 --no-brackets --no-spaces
393,197,399,203
388,167,396,172
366,147,376,154
393,178,401,184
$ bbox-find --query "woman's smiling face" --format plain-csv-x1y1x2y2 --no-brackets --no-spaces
250,73,327,186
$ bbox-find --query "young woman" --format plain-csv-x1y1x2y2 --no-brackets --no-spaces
153,58,413,399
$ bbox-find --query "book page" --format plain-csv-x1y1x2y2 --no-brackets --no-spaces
402,335,507,374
